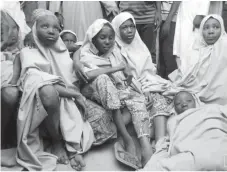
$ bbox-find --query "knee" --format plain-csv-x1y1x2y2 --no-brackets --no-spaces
1,87,20,107
39,85,59,107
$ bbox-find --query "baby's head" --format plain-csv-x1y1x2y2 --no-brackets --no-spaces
60,30,77,47
174,91,196,114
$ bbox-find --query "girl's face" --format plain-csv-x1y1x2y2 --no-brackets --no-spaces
36,15,60,46
93,24,115,55
202,18,221,45
119,19,136,44
61,33,77,46
174,92,196,114
1,15,19,46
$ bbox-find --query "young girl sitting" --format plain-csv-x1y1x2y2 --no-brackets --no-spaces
1,10,29,148
61,29,118,147
79,19,153,167
1,9,95,171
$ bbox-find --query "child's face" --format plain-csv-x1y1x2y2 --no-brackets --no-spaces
202,18,221,45
62,33,77,46
1,15,19,46
119,19,136,44
93,24,115,55
36,15,60,46
174,92,196,114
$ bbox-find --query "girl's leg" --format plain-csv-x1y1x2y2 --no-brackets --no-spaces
112,109,136,156
153,116,167,143
151,93,172,143
39,85,68,164
1,87,19,148
83,74,135,155
125,93,153,166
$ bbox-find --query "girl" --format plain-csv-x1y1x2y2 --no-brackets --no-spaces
61,29,117,147
2,9,94,171
111,12,174,148
1,10,26,148
79,19,153,167
169,14,227,105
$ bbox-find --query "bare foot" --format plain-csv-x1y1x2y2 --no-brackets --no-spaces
141,145,153,167
51,140,68,164
124,138,137,156
70,154,85,171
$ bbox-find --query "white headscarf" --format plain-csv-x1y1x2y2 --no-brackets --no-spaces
111,12,156,80
196,14,226,48
80,19,114,66
28,9,77,86
2,1,30,41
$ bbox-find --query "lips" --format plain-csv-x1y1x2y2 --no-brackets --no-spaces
46,37,56,41
103,46,111,50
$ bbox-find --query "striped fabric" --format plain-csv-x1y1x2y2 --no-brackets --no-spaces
119,1,156,24
161,1,177,22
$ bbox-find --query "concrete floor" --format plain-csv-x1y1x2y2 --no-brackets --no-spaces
56,140,133,171
57,125,140,171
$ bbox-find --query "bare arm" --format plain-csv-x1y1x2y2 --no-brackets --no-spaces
165,1,181,23
86,65,125,81
9,54,21,85
53,84,82,99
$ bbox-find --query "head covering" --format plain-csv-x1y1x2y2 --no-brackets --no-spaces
169,15,227,105
196,14,226,47
2,1,30,41
111,12,156,80
1,9,24,50
30,9,77,86
80,19,114,66
60,30,78,41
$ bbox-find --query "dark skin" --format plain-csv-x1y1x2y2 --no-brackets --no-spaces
86,24,133,84
156,1,181,39
1,12,20,149
33,15,88,168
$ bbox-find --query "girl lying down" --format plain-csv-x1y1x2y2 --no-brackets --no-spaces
140,91,227,171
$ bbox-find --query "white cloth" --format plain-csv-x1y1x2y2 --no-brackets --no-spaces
173,0,210,74
141,104,227,171
112,12,170,93
2,1,30,41
169,14,227,105
62,1,103,42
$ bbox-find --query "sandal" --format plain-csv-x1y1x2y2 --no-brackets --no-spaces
114,141,142,169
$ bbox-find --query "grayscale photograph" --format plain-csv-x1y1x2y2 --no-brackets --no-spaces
1,1,227,171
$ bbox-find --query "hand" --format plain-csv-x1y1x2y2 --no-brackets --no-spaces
24,32,36,48
193,15,205,31
67,43,81,53
144,92,153,111
123,66,133,86
160,20,171,40
154,11,162,31
74,94,87,121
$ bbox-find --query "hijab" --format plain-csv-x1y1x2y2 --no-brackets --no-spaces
111,12,156,80
21,9,77,86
